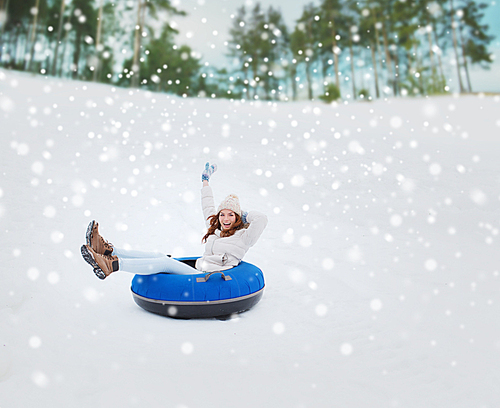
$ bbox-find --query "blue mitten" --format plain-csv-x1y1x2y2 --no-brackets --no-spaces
241,211,249,224
202,162,217,181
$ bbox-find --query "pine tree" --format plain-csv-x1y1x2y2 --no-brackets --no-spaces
358,5,380,98
227,6,251,99
263,6,289,100
345,0,362,99
0,0,30,67
376,0,398,95
92,0,105,81
291,3,320,100
448,0,466,92
69,0,97,79
318,0,345,93
392,0,420,95
26,0,51,72
142,24,200,95
130,0,185,88
50,0,67,76
247,3,266,99
456,0,493,92
0,0,12,61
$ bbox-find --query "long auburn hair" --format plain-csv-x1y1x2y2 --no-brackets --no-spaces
202,211,245,243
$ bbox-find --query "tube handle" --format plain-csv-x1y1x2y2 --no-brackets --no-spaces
196,271,232,283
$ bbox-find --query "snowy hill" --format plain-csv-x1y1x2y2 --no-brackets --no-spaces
1,68,500,408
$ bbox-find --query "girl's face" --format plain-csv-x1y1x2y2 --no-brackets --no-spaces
219,210,236,230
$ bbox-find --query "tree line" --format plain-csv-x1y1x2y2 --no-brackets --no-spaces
0,0,494,101
0,0,204,96
227,0,493,101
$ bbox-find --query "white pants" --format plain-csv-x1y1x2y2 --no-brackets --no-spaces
113,247,201,275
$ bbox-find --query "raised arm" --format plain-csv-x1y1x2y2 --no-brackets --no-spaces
200,162,217,226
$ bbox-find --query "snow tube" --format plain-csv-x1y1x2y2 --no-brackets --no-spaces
130,257,265,319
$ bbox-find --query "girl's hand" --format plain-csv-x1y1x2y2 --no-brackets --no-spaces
202,162,217,182
241,211,249,224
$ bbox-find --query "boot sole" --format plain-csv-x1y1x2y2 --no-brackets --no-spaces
81,245,106,280
85,220,95,247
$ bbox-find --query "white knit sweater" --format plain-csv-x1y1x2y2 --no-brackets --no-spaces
195,186,268,272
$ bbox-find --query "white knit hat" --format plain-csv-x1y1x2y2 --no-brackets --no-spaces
218,194,242,217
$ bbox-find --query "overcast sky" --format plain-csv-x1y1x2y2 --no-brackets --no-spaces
168,0,499,92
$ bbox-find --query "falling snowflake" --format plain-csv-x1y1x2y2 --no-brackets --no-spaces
340,343,353,356
273,322,285,335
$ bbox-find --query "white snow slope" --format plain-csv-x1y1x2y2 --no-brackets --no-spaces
1,69,500,408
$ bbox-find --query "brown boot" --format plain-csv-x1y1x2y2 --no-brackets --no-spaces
81,245,119,280
86,220,113,255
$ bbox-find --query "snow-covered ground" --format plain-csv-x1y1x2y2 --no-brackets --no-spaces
1,68,500,408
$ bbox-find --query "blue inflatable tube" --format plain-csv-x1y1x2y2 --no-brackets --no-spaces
131,257,265,319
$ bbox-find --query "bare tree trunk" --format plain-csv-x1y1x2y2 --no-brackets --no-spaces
58,15,70,77
427,28,437,91
0,0,11,61
93,0,104,82
406,48,413,93
1,28,10,64
251,60,259,99
13,25,21,66
374,23,384,89
330,28,340,90
243,66,249,99
51,0,66,76
332,38,340,90
72,29,82,79
306,18,314,100
321,55,328,93
280,65,288,100
0,28,7,62
305,60,313,100
0,0,10,35
370,40,380,98
325,6,339,90
23,26,31,65
414,43,425,94
290,63,297,101
432,26,446,90
348,33,356,99
381,23,395,95
26,0,40,72
393,48,400,96
131,0,143,87
457,19,472,92
264,68,271,100
449,0,465,93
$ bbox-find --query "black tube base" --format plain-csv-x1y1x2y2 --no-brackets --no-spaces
132,289,264,319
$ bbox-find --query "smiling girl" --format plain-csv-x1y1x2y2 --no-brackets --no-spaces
81,163,268,279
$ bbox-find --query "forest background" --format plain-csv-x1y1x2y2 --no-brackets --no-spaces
0,0,498,101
